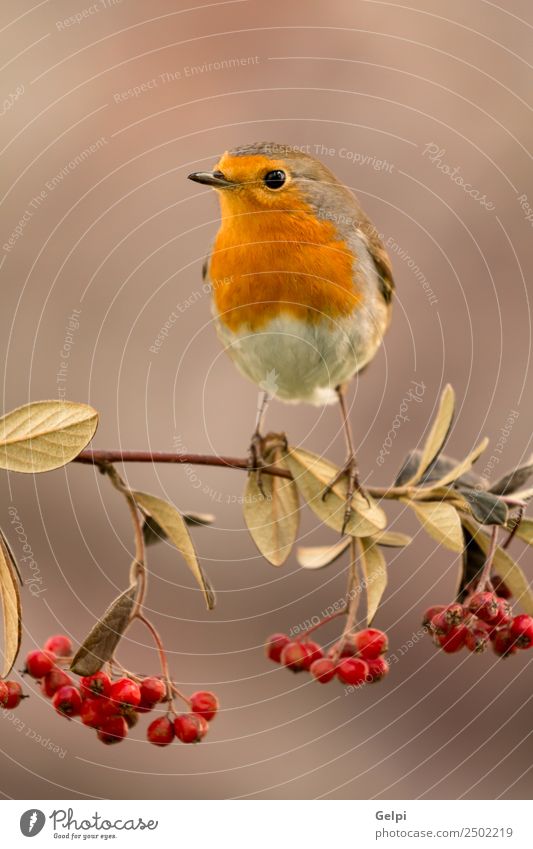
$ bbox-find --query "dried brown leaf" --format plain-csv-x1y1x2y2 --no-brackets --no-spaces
0,529,22,677
133,490,215,609
405,499,464,552
0,400,98,473
70,584,137,676
403,384,455,485
285,447,386,537
360,537,387,624
243,451,299,566
297,537,351,569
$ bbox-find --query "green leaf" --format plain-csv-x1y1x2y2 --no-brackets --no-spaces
489,460,533,496
243,451,299,566
429,438,489,488
360,537,387,624
403,384,455,485
0,400,98,473
70,584,137,676
133,490,215,609
395,449,485,488
460,487,508,526
462,518,533,615
405,499,464,552
297,537,351,569
0,530,22,677
285,447,386,537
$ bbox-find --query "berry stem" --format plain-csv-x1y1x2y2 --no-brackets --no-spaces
333,538,361,661
475,525,499,593
294,609,346,640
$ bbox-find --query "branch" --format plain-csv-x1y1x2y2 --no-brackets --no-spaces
73,448,398,498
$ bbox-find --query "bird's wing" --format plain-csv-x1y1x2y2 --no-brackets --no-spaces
355,212,395,305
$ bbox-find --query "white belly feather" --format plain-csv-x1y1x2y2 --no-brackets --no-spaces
214,308,385,406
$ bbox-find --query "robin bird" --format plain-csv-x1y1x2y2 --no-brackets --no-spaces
188,142,394,531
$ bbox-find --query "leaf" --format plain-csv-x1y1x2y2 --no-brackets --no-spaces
429,438,489,489
489,460,533,495
395,449,486,489
143,512,215,546
462,518,533,615
243,450,299,566
0,530,22,677
405,499,464,552
70,584,137,676
285,447,386,537
459,487,508,526
360,537,387,624
0,400,98,473
132,490,215,609
183,512,215,527
513,517,533,545
457,522,488,601
370,530,413,547
297,537,351,569
403,384,455,485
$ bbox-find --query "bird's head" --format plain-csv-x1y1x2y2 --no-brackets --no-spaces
188,142,344,218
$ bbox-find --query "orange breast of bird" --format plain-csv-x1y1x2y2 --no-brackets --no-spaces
209,195,361,333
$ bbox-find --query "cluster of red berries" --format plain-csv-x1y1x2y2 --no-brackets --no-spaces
23,634,219,746
0,678,24,709
423,591,533,657
266,628,390,686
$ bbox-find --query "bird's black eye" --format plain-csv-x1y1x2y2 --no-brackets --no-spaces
263,169,286,189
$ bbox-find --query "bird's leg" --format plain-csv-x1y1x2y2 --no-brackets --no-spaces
247,391,270,494
322,385,368,534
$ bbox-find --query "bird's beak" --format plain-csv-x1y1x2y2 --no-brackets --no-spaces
188,170,234,188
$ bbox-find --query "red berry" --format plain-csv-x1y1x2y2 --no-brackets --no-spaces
3,681,23,708
310,658,337,683
43,634,72,657
109,678,141,708
41,668,71,698
25,649,55,679
147,716,175,747
491,575,512,600
136,699,156,714
491,628,517,657
353,628,388,659
80,698,106,728
422,605,446,629
438,625,468,653
430,611,452,635
80,671,111,700
265,633,291,663
97,715,128,745
140,677,166,705
510,614,533,649
468,592,498,623
366,657,390,682
443,603,465,626
280,641,308,672
190,691,219,722
492,598,512,626
174,713,207,743
0,681,7,707
336,657,369,685
300,641,323,670
465,627,489,653
52,685,82,717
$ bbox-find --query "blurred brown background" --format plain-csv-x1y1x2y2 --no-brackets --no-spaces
1,0,532,800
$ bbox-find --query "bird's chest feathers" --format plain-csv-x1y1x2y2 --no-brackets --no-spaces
210,208,360,331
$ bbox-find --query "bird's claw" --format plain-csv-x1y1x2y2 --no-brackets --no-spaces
248,432,267,497
322,455,370,534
